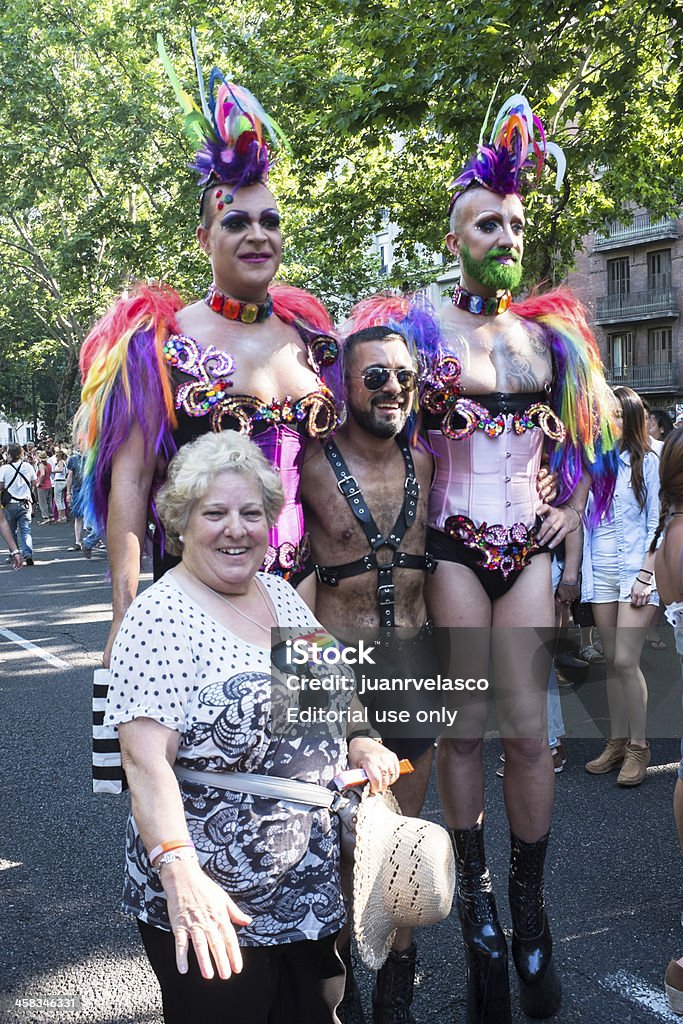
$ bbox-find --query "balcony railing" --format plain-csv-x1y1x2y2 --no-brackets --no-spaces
605,363,679,391
594,214,679,250
595,287,679,324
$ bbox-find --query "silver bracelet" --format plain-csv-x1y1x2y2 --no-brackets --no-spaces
10,549,20,556
155,849,199,873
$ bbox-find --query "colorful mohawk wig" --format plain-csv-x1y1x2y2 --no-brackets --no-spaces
448,93,566,214
158,31,288,198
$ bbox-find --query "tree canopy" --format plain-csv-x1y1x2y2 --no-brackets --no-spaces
0,0,681,433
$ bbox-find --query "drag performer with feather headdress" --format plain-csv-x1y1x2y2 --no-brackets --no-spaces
75,36,341,666
417,95,618,1023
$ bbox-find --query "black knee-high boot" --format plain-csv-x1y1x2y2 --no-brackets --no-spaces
509,832,562,1019
450,822,512,1024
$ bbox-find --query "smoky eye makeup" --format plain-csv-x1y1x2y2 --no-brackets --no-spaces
219,209,281,230
221,211,249,229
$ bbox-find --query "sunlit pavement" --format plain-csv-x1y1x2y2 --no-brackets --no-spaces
1,521,682,1023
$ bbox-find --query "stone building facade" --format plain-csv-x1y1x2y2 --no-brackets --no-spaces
566,212,682,409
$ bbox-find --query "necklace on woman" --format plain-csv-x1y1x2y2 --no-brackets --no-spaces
204,283,274,324
192,573,275,632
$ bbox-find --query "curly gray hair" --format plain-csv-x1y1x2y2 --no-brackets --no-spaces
156,432,284,556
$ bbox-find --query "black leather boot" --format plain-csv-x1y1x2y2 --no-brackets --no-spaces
338,939,367,1024
509,832,562,1018
450,823,512,1024
372,943,417,1024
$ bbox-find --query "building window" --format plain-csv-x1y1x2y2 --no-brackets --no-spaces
607,257,630,296
647,249,672,292
648,326,673,364
607,332,632,376
379,244,388,275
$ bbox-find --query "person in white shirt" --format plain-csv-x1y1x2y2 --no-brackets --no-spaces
0,444,37,565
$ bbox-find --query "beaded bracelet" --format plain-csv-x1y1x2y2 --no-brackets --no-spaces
148,839,194,866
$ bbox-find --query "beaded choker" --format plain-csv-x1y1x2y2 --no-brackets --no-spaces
205,284,274,324
452,285,512,317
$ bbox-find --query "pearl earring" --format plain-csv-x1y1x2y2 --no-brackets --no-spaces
178,534,184,544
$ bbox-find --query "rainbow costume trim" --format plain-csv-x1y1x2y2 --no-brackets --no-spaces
75,283,339,549
515,289,619,523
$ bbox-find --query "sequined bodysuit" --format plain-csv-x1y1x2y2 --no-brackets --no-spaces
154,324,339,581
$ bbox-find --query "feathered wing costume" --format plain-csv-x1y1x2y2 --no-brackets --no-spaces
75,285,335,538
514,288,618,523
75,37,339,560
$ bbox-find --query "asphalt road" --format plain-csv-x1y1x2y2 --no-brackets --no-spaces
1,521,683,1024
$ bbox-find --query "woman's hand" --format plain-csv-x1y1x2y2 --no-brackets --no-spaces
630,578,653,608
161,858,252,980
347,737,400,794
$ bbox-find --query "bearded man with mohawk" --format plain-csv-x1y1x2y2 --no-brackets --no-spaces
415,95,618,1023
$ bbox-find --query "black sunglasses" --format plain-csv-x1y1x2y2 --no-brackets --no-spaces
354,366,419,393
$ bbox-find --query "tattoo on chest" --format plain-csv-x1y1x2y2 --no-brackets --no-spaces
490,330,550,390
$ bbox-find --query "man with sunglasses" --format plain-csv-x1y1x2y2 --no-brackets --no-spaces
299,302,440,1024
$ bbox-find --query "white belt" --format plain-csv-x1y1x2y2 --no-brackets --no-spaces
173,763,341,809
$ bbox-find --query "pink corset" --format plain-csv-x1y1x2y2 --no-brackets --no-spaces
428,425,546,531
253,424,310,576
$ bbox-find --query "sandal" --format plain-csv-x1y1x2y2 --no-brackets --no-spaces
579,645,605,665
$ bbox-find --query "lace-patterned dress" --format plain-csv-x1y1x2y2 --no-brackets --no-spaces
106,572,346,946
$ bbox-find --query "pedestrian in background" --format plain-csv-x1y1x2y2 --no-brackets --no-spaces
0,443,37,566
648,407,674,456
53,450,68,522
583,387,659,786
36,451,53,524
650,428,683,1012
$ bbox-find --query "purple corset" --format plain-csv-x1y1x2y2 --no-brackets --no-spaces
253,424,309,578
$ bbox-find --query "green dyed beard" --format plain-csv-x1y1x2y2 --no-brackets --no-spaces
460,243,523,291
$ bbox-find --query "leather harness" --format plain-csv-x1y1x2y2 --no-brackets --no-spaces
314,437,436,627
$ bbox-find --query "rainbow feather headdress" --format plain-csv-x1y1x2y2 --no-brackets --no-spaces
448,93,566,214
158,32,288,198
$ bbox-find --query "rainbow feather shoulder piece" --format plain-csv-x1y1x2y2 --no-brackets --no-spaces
74,284,184,535
513,288,618,523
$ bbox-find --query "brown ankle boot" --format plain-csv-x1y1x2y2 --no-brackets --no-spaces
585,738,628,774
617,742,650,786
